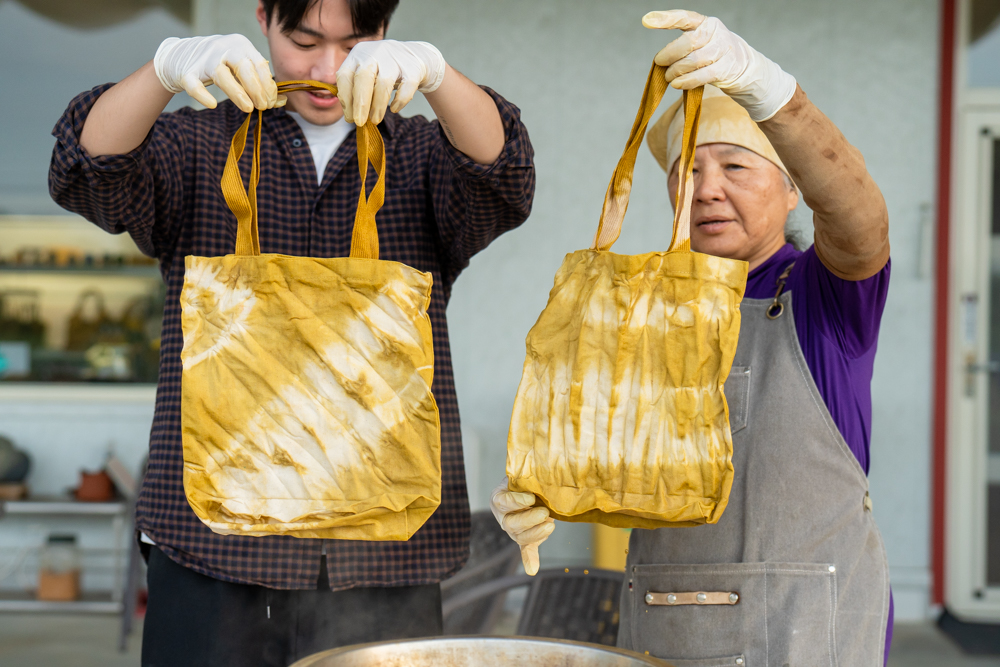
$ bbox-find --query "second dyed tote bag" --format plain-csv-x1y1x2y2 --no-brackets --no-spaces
180,81,441,541
507,65,748,529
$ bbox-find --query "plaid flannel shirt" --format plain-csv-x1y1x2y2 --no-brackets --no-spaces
49,84,535,590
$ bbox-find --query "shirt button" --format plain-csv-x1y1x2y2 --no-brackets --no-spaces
292,139,303,147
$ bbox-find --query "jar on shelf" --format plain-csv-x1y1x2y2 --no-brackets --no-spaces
37,533,81,602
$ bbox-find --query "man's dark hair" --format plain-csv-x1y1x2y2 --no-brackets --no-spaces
261,0,399,37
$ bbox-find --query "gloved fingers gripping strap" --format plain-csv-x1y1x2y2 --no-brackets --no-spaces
591,63,703,253
220,80,386,259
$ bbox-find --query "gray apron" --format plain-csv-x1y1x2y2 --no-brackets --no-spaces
617,288,890,667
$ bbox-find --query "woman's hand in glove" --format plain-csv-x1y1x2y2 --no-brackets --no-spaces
643,10,796,122
154,34,280,113
490,478,555,576
336,40,446,126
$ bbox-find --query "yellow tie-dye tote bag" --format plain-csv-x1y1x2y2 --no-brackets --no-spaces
506,65,748,529
180,81,441,541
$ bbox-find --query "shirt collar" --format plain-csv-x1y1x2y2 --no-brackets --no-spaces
269,107,398,139
748,243,800,280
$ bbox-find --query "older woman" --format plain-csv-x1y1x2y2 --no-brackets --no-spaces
492,10,893,665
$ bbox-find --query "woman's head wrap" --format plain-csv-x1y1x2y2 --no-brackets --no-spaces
647,85,791,181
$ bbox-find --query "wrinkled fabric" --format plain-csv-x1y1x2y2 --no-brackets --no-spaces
180,253,440,539
507,248,747,528
179,101,442,541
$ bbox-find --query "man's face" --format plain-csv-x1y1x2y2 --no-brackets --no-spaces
667,143,798,268
257,0,384,125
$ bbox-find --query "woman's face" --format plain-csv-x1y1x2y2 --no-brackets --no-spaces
668,143,798,269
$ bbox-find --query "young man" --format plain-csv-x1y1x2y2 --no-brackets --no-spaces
49,1,534,664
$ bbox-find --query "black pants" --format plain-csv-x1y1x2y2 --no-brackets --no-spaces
141,547,443,667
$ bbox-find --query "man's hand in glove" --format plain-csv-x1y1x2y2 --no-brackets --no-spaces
154,34,281,113
336,40,446,126
643,10,796,122
490,478,555,576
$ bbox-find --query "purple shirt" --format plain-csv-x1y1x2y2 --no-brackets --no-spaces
745,243,890,474
745,243,893,662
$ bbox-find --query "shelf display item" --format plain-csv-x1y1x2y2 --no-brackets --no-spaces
180,81,441,541
0,341,30,379
74,469,115,502
0,290,46,349
65,289,124,351
0,434,29,501
506,65,748,529
37,534,81,602
0,435,30,483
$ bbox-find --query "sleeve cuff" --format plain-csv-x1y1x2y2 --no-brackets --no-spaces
436,86,534,182
51,83,156,182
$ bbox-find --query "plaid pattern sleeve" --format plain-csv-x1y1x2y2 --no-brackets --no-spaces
427,87,535,283
49,84,197,263
48,83,536,590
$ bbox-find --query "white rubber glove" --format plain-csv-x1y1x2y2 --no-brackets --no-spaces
336,40,446,127
154,34,280,113
643,10,797,122
490,477,555,576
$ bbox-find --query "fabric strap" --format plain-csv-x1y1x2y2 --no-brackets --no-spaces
591,63,703,253
220,80,385,260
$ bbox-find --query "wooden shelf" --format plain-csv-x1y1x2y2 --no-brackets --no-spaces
0,383,157,402
0,590,122,614
0,265,161,278
0,498,127,517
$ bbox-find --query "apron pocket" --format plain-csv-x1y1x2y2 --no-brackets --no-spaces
724,366,750,433
628,562,836,666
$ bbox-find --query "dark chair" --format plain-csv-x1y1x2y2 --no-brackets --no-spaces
442,567,625,646
440,510,521,634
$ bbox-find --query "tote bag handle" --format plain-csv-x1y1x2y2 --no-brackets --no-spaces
591,63,703,253
220,80,385,260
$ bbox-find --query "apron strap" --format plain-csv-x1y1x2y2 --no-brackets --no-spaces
591,62,704,253
766,262,796,320
220,80,386,260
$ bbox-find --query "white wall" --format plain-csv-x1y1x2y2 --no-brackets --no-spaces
0,1,194,215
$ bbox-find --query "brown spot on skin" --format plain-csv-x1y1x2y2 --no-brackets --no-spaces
816,227,864,255
823,148,838,162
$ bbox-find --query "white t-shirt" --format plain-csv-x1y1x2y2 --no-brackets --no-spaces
288,111,353,185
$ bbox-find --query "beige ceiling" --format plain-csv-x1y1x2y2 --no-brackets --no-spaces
8,0,190,29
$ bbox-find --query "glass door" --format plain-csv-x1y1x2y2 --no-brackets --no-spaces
949,109,1000,621
984,137,1000,590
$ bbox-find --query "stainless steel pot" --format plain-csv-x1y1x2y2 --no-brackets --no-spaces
290,636,671,667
